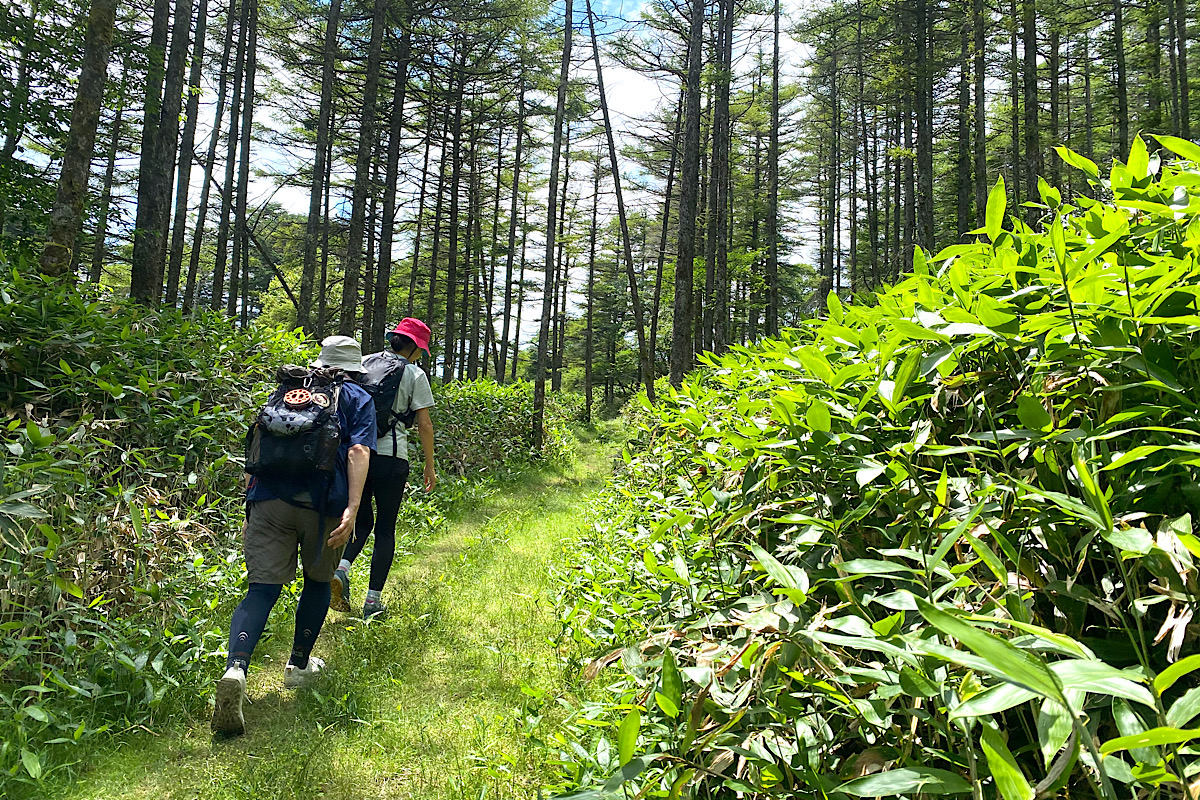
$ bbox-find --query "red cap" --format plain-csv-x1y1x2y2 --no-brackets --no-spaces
387,317,431,354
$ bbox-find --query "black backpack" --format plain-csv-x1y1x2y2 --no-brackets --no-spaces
355,352,417,438
245,365,344,483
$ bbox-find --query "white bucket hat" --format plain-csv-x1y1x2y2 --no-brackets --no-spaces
312,335,366,373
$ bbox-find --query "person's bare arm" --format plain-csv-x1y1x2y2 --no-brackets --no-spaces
327,443,370,547
416,407,436,492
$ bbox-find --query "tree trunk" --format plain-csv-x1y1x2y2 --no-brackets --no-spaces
1008,0,1021,208
499,76,526,381
39,0,117,277
585,158,598,421
165,0,209,306
1113,0,1129,155
915,0,934,250
534,0,572,445
511,194,527,382
212,0,246,310
587,0,655,401
1021,0,1040,211
426,101,451,335
442,66,465,382
1,0,40,165
407,108,435,317
1177,0,1190,138
973,0,987,223
338,0,387,336
130,0,172,302
651,93,682,368
1167,0,1180,134
1049,25,1060,184
184,1,236,312
957,13,971,236
89,60,128,284
1084,32,1094,160
671,0,706,384
299,0,342,332
373,18,413,352
229,0,256,322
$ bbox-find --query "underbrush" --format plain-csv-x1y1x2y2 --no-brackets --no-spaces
553,137,1200,798
0,256,573,794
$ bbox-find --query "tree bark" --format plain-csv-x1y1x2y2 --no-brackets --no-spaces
211,0,246,310
299,0,342,332
129,0,171,302
184,0,235,312
1177,0,1190,138
373,16,413,352
534,0,572,447
587,0,655,401
166,0,209,306
499,76,526,382
407,107,435,317
442,64,465,382
1113,0,1129,155
229,0,257,322
90,59,128,284
651,93,682,368
338,0,387,336
671,0,705,384
973,0,987,223
40,0,117,277
1021,0,1040,211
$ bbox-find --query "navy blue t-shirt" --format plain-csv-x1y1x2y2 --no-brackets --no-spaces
247,379,377,514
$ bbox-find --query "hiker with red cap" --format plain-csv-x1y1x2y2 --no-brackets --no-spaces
331,317,437,619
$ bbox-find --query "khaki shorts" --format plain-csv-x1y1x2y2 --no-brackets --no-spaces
243,498,344,583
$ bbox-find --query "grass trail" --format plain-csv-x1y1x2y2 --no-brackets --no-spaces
66,432,613,800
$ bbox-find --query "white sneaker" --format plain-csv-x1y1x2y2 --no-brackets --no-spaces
211,665,247,735
284,656,325,688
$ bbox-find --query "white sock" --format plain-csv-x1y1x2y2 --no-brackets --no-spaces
338,559,351,573
366,589,382,603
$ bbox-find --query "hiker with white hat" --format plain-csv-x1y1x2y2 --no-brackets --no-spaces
212,335,377,736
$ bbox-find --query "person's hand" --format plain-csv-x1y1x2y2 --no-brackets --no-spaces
327,506,356,548
423,463,437,493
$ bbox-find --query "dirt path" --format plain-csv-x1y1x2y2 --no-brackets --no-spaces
66,435,612,800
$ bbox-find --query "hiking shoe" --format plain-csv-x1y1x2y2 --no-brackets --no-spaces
284,656,325,689
211,665,247,736
330,568,351,612
362,599,387,620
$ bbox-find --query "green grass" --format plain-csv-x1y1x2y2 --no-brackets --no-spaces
61,432,616,800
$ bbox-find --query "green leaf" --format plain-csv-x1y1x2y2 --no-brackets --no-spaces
1038,177,1062,208
617,707,641,767
837,767,973,796
986,176,1007,242
914,596,1064,702
1154,653,1200,695
1016,395,1052,432
20,749,42,780
807,401,831,433
899,667,939,698
1055,145,1100,178
981,724,1034,800
22,705,49,722
1153,134,1200,164
1167,687,1200,728
659,649,682,719
1099,726,1200,755
1128,135,1150,179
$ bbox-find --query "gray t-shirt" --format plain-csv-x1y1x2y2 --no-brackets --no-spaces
373,355,435,459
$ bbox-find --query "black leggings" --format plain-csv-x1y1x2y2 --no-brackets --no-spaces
344,452,409,592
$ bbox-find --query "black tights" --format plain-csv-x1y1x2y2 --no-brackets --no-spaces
343,453,409,592
226,574,331,671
